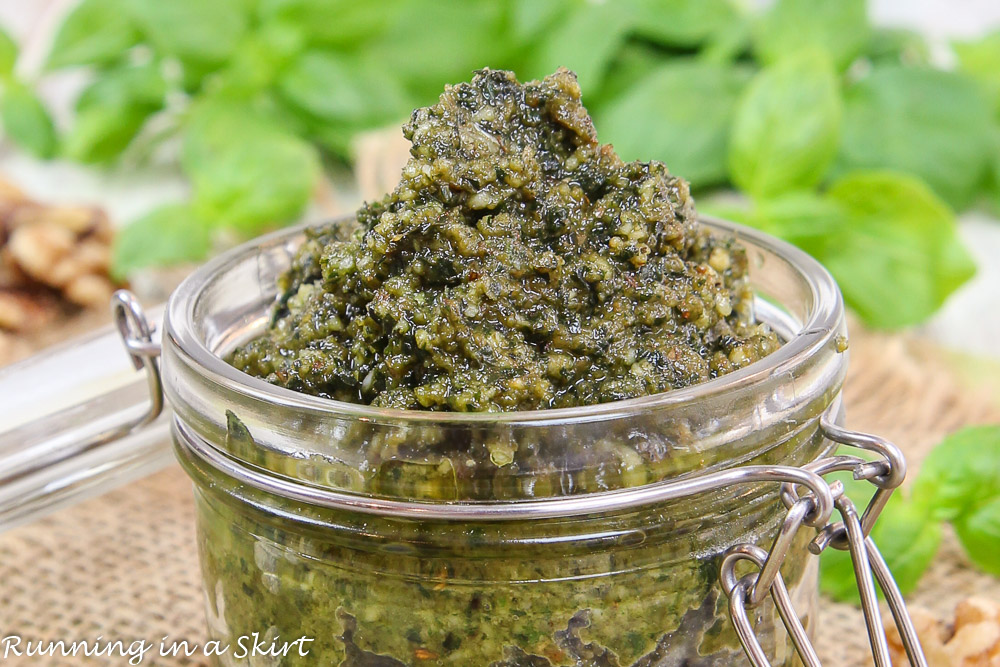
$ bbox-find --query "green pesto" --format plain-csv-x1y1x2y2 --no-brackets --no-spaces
230,68,779,411
188,422,818,666
203,69,803,666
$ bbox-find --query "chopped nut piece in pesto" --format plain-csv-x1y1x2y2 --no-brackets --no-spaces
230,68,779,411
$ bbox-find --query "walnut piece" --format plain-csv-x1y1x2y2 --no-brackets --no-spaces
0,178,119,335
883,598,1000,666
0,287,60,331
0,329,31,366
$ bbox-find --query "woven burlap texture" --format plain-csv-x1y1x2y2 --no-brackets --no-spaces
1,326,998,666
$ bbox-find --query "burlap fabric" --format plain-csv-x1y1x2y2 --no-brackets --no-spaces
1,323,998,666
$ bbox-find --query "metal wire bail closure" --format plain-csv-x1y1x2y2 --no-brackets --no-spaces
721,404,928,667
111,290,164,433
0,291,164,490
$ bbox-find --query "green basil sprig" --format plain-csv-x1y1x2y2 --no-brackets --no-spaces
821,424,1000,602
2,0,996,332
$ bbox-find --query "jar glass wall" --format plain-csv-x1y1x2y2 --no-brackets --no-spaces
164,217,847,665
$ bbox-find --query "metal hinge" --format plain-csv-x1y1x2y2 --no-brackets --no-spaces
720,409,927,667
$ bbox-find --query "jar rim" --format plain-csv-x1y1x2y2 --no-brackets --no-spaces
164,215,844,426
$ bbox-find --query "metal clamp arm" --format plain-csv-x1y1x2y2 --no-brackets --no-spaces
0,291,169,530
721,403,927,667
111,290,164,432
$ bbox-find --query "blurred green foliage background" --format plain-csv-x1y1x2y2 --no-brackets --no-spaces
2,0,1000,330
2,0,1000,608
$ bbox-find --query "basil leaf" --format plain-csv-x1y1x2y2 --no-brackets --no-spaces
307,120,360,160
125,0,248,65
594,43,664,106
954,497,1000,577
523,0,632,94
835,65,994,210
705,191,844,259
595,60,750,188
183,100,320,235
63,61,166,163
628,0,738,48
914,425,1000,523
509,0,574,45
728,50,840,198
824,171,975,330
820,490,941,602
865,29,931,67
913,426,1000,577
818,543,858,602
46,0,138,70
987,130,1000,215
870,497,943,595
954,31,1000,115
111,204,211,279
278,50,409,127
368,0,510,103
77,61,165,109
0,24,17,78
700,12,752,64
752,0,868,70
63,106,151,164
257,0,396,48
208,23,305,98
1,82,57,159
749,193,844,259
824,425,1000,601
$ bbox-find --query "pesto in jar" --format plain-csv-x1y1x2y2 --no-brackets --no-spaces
231,68,779,411
201,68,806,667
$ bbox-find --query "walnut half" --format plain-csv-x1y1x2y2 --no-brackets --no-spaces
884,598,1000,666
0,178,119,334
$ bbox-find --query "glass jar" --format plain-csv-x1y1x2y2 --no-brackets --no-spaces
160,216,849,666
